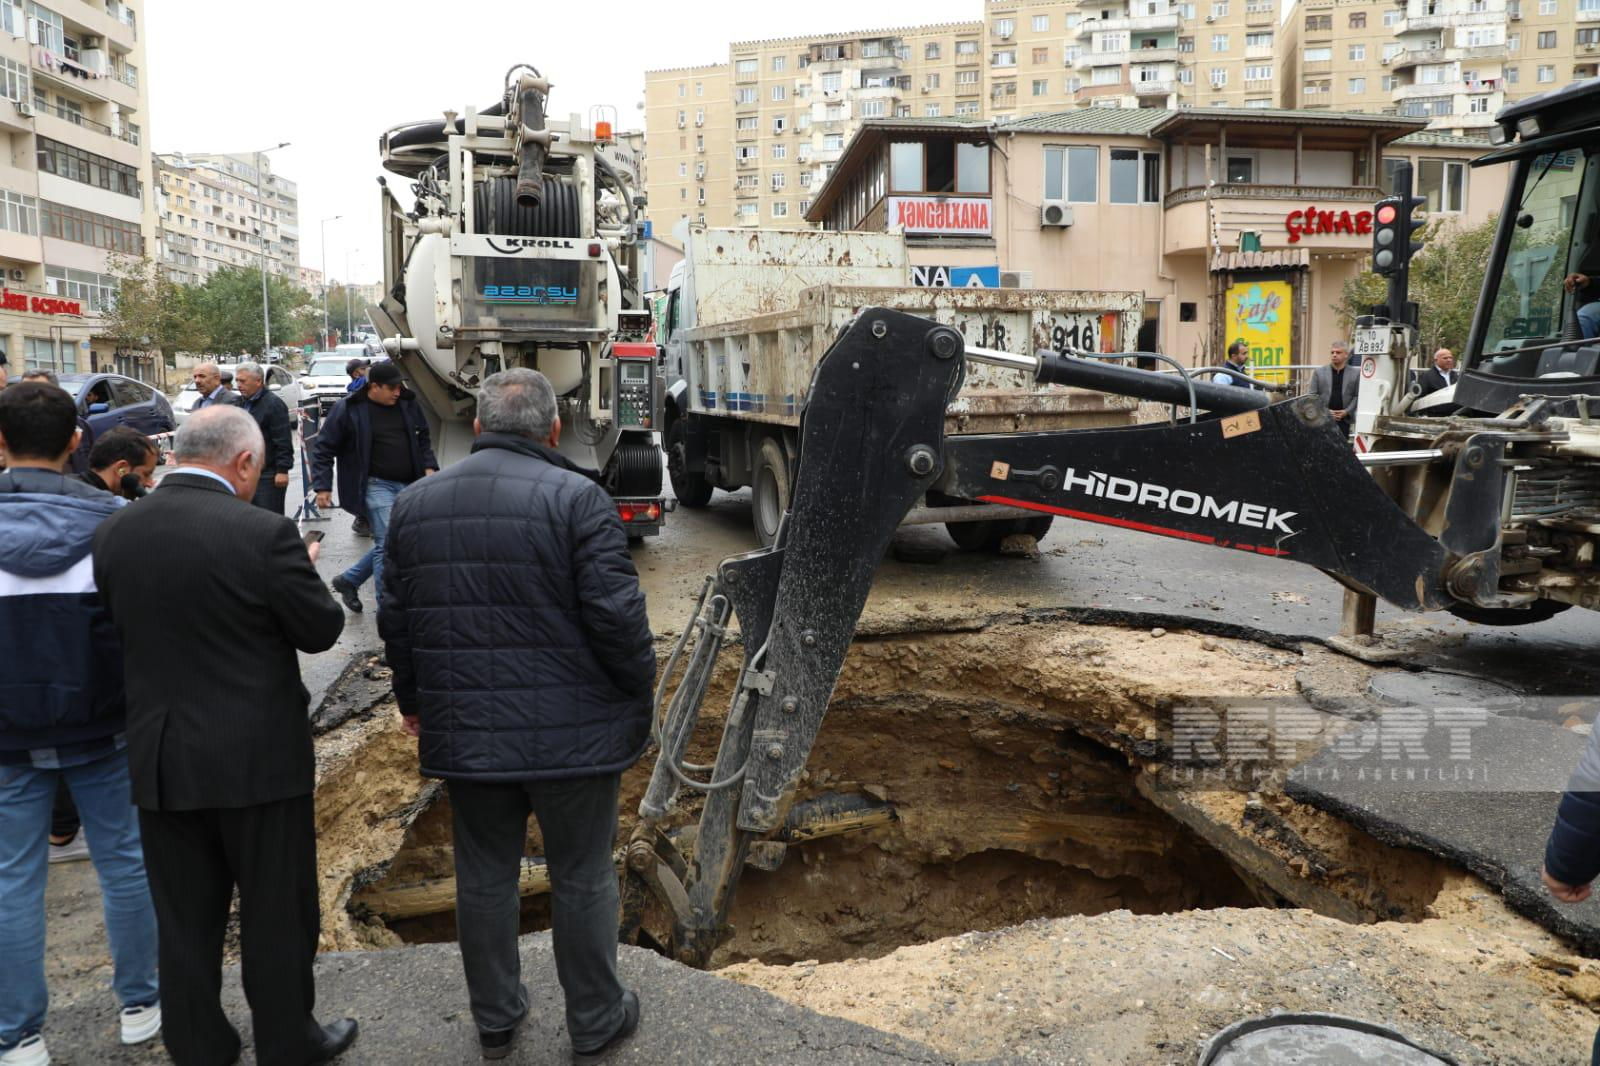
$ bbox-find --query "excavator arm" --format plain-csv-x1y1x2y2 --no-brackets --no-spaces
622,306,1497,968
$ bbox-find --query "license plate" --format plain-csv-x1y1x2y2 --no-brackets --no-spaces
1353,329,1390,357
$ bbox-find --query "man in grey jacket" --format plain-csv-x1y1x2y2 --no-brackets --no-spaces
1309,340,1360,436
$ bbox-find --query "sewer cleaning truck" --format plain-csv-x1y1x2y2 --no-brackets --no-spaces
368,63,667,536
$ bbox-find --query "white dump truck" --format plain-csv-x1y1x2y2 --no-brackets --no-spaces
660,226,1145,546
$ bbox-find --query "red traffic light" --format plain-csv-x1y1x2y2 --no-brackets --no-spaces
1376,203,1398,225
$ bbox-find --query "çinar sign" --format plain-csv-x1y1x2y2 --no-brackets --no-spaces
1285,207,1375,245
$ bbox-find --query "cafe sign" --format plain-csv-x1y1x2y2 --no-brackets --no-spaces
1285,206,1374,245
888,196,992,237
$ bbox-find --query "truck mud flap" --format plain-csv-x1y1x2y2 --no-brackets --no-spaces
940,395,1453,612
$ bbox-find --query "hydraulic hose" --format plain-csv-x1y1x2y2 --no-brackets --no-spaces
1035,351,1270,415
515,84,547,209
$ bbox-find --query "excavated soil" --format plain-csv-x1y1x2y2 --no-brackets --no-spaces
305,618,1600,1061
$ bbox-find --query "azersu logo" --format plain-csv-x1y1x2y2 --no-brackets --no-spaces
481,285,579,305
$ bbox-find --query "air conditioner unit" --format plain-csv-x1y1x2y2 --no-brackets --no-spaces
1205,14,1216,21
697,197,706,206
1509,10,1521,17
695,117,704,126
677,119,686,128
921,85,930,92
14,100,32,117
1587,43,1598,51
1041,200,1074,227
1381,55,1391,63
1000,270,1033,288
7,269,22,281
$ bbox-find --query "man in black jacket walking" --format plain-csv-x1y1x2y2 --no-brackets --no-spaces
93,406,356,1066
311,361,437,613
379,368,653,1063
235,362,294,513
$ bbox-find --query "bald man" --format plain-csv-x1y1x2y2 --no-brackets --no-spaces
190,364,236,410
1419,348,1457,394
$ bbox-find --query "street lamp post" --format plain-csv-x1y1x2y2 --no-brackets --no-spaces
320,215,341,349
344,250,357,339
251,142,290,358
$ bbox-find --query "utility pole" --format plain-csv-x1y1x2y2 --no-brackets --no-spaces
250,143,290,357
344,250,358,339
320,215,341,349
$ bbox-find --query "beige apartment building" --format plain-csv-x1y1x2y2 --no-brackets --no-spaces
808,110,1505,370
0,0,154,380
155,152,299,287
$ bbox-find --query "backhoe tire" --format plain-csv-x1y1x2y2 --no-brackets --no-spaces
666,419,713,509
752,436,791,548
946,515,1054,551
1446,600,1572,626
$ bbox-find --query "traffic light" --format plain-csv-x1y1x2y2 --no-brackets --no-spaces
1371,193,1427,276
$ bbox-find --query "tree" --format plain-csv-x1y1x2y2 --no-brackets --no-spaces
189,266,314,356
101,254,210,357
1335,214,1500,357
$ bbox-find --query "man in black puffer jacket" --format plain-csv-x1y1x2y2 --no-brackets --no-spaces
378,368,652,1064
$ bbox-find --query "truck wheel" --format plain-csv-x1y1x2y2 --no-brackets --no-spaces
752,436,791,547
1446,600,1571,626
666,419,713,509
946,515,1054,552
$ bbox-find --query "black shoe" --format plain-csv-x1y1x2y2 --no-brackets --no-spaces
572,991,639,1064
307,1017,358,1063
479,985,530,1061
330,576,363,613
352,516,371,537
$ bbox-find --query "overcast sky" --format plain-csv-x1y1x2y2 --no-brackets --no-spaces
145,0,976,285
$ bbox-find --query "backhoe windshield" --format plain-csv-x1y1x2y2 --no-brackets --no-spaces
1480,146,1600,366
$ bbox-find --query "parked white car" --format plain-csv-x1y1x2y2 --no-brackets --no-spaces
300,352,358,419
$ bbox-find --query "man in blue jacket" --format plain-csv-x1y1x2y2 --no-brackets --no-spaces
0,383,161,1065
310,360,436,613
378,369,652,1063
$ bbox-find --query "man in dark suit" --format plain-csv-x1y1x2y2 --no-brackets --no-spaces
92,406,356,1066
1309,340,1360,437
191,363,237,410
1417,348,1458,395
235,362,294,514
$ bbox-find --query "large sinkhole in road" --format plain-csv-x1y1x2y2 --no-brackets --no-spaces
322,622,1456,968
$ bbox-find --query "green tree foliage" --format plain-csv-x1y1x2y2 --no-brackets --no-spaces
1335,214,1501,357
187,266,314,356
101,254,210,356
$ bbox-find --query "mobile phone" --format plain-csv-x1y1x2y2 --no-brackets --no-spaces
303,530,326,546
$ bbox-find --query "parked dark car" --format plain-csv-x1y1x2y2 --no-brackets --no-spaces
57,372,176,441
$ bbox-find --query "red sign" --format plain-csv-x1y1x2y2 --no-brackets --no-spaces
1285,206,1374,245
0,289,82,316
887,196,992,237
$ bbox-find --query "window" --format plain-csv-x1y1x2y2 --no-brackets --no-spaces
0,188,37,235
27,3,62,53
1469,95,1490,113
823,133,845,150
1349,11,1366,27
1211,34,1229,51
1032,78,1050,95
1244,97,1272,108
1384,8,1401,25
861,99,886,117
1304,13,1331,30
1178,36,1195,53
695,108,705,125
773,115,787,134
1505,65,1519,84
957,39,979,55
1177,2,1195,16
993,49,1017,66
736,145,757,160
736,116,757,131
797,113,811,130
677,84,685,98
925,103,941,116
1032,46,1049,63
771,144,787,160
25,337,70,374
1538,64,1555,82
862,40,884,58
799,171,813,188
995,17,1016,36
1044,145,1097,203
1226,155,1254,183
45,265,117,313
1092,66,1121,84
772,202,788,218
1383,42,1403,60
820,72,842,92
735,88,757,105
1245,64,1272,80
1304,46,1332,61
1033,14,1050,30
1348,43,1366,61
926,42,941,59
1179,67,1195,84
0,56,22,104
695,82,704,96
36,139,141,198
772,85,785,101
737,203,757,222
735,58,758,75
1246,32,1272,47
926,73,941,89
772,55,786,72
40,201,142,253
1209,67,1228,87
771,172,785,189
1348,76,1367,94
1418,159,1466,213
1538,0,1556,12
677,162,687,177
825,102,844,120
1211,1,1229,16
1580,28,1600,45
1110,149,1143,204
957,69,980,85
1537,30,1556,48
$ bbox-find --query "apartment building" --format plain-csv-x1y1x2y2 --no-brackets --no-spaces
644,62,734,232
0,0,153,380
155,152,299,287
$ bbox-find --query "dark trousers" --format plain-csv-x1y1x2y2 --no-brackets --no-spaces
50,779,79,839
252,481,288,514
138,795,321,1066
448,775,627,1051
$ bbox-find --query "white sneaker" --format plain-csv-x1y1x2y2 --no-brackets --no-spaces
0,1034,49,1066
119,1004,161,1045
46,835,89,864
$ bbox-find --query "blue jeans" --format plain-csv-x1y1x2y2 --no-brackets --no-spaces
1579,301,1600,341
341,477,407,601
0,750,159,1050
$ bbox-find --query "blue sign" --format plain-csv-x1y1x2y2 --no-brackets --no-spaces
640,220,654,240
911,264,1001,288
481,285,578,305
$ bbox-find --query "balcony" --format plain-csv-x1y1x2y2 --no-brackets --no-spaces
1582,6,1600,19
1392,78,1470,99
1076,46,1176,68
1397,10,1503,33
1245,43,1274,59
1076,12,1181,35
1301,59,1333,72
1134,78,1177,95
1246,6,1277,24
1392,42,1506,69
1071,80,1130,102
1454,108,1501,127
1163,183,1383,255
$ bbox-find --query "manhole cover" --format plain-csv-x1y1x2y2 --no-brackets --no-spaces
1369,670,1524,711
1200,1013,1457,1065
